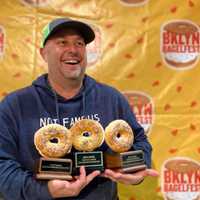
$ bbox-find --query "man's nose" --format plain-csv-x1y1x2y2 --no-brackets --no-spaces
65,44,78,53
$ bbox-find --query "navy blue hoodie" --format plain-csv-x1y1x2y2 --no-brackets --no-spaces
0,74,152,200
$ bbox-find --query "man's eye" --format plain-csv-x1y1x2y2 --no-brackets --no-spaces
60,41,66,45
76,41,85,47
57,40,66,45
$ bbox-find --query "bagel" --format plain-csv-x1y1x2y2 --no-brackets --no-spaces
105,120,134,153
70,119,104,151
34,124,72,158
165,159,200,174
22,0,50,6
120,0,148,3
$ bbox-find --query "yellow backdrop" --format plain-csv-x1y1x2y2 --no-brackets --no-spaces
1,0,200,199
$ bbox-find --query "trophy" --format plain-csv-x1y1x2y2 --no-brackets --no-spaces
34,124,73,180
104,120,146,173
70,119,105,174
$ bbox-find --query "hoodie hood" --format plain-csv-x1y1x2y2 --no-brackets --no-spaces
32,73,95,101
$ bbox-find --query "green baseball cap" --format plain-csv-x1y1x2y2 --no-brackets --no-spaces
41,18,95,48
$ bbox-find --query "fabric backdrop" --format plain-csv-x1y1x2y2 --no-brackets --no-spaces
0,0,200,199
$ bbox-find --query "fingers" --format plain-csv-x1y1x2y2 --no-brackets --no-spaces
145,169,159,177
102,168,159,185
102,169,140,184
78,166,86,181
77,166,100,186
101,169,121,182
132,168,159,178
47,167,101,198
86,170,101,184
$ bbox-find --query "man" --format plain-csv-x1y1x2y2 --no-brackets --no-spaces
0,18,158,199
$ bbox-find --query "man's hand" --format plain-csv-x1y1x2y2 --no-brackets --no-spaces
101,168,159,185
48,166,100,198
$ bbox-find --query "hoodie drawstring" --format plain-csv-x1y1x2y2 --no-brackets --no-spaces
47,80,86,125
46,78,61,124
52,89,61,124
82,91,86,117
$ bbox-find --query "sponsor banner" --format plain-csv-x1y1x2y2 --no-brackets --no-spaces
119,0,149,7
86,26,101,66
1,1,200,200
123,91,154,134
160,20,200,70
161,157,200,200
0,26,5,59
21,0,51,7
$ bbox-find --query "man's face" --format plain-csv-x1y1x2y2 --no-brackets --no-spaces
40,28,87,81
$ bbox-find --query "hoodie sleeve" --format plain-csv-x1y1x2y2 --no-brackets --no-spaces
118,94,152,168
0,97,52,200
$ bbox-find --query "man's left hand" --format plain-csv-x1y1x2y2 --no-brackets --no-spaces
101,168,159,185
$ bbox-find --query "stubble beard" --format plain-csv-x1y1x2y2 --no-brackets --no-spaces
63,65,85,80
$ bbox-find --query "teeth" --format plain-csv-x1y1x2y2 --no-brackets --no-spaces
64,60,79,64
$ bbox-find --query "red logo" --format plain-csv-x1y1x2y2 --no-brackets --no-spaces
119,0,149,6
123,91,154,134
21,0,51,7
160,20,200,70
161,157,200,200
86,26,101,67
0,26,5,58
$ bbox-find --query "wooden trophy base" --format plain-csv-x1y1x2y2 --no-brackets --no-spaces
36,157,73,180
104,150,146,173
74,151,104,175
36,173,73,180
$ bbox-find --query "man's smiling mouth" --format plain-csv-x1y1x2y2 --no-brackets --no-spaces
63,60,80,65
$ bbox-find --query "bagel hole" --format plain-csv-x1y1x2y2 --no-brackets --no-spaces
83,131,91,137
116,133,121,138
50,138,58,143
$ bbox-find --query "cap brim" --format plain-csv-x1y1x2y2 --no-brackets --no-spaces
45,20,95,46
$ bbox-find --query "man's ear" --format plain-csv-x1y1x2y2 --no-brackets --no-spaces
40,48,47,62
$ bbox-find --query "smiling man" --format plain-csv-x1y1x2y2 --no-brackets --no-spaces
0,18,158,200
40,19,93,99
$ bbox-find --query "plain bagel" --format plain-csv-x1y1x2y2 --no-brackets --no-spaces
105,119,134,153
70,119,104,152
34,124,72,158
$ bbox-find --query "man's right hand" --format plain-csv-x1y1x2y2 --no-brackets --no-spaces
48,166,100,198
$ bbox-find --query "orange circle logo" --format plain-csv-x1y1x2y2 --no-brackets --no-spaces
160,20,200,70
21,0,51,7
119,0,149,6
86,26,101,67
0,26,5,59
161,157,200,200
